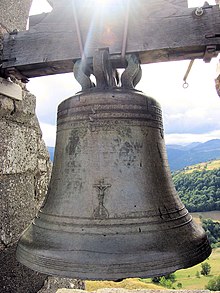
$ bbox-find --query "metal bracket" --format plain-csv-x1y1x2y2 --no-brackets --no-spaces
74,48,142,91
121,54,142,89
203,45,218,63
3,67,29,83
93,48,117,89
73,59,94,90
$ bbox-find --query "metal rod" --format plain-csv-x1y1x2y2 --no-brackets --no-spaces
183,59,195,88
72,1,85,60
121,0,130,60
183,59,195,82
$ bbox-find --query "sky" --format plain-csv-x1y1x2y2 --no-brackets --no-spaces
27,0,220,147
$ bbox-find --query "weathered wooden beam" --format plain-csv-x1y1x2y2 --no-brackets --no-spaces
1,0,220,79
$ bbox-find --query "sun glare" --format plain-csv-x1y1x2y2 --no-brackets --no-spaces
89,0,118,8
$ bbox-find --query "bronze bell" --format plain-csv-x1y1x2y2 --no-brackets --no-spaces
16,52,211,280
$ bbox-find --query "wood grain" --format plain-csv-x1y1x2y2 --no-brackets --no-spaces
2,1,220,78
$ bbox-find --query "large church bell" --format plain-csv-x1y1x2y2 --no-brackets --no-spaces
16,50,211,280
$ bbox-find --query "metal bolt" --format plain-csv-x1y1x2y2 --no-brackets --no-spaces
195,7,204,16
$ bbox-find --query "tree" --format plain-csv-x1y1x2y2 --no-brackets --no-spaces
205,275,220,291
201,262,211,276
202,218,220,247
151,273,176,284
159,276,173,289
195,271,200,278
177,282,182,289
172,167,220,212
151,273,176,288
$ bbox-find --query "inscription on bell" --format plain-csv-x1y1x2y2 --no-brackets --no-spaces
93,179,111,219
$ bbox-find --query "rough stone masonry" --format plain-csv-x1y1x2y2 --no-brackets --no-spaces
0,1,50,292
0,1,84,292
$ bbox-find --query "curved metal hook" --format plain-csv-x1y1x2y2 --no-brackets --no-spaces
121,54,142,89
93,49,116,89
73,59,94,90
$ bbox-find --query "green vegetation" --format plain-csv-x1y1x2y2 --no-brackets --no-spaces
151,273,177,288
86,160,220,291
183,159,220,173
140,248,220,290
191,211,220,223
172,168,220,212
202,218,220,247
205,275,220,291
201,262,211,276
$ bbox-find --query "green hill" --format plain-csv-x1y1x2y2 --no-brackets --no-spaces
172,160,220,212
181,159,220,173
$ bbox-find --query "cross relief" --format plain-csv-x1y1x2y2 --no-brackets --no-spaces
93,179,111,219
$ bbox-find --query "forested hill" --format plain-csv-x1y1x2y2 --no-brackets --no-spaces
173,161,220,212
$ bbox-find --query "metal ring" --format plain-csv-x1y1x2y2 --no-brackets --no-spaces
183,81,189,89
195,7,204,17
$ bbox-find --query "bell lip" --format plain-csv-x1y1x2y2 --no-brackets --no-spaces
16,234,212,280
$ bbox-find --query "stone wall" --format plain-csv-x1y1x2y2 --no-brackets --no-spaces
0,1,50,292
0,85,51,293
0,1,84,292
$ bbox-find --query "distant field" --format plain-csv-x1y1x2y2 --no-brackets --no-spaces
85,249,220,291
85,211,220,291
85,278,163,291
174,248,220,290
138,248,220,290
184,159,220,173
191,211,220,224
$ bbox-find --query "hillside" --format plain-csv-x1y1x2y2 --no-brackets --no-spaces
183,159,220,173
167,139,220,171
173,164,220,212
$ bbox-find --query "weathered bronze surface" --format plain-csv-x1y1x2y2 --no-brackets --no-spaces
16,88,211,280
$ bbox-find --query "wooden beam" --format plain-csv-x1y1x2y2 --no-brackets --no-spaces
1,1,220,79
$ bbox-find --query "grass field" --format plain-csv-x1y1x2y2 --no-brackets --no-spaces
85,248,220,291
85,210,220,291
183,159,220,174
191,211,220,224
173,248,220,290
85,278,163,291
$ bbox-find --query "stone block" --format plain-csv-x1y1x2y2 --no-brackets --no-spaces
38,277,85,293
0,94,14,118
35,165,51,202
0,78,22,101
11,90,36,124
0,87,36,123
0,173,41,245
0,244,46,293
0,0,33,31
29,114,43,135
0,121,38,175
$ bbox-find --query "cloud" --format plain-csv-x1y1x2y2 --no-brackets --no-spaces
27,59,220,147
27,73,81,125
137,59,220,138
165,130,220,145
39,122,56,147
27,0,220,147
